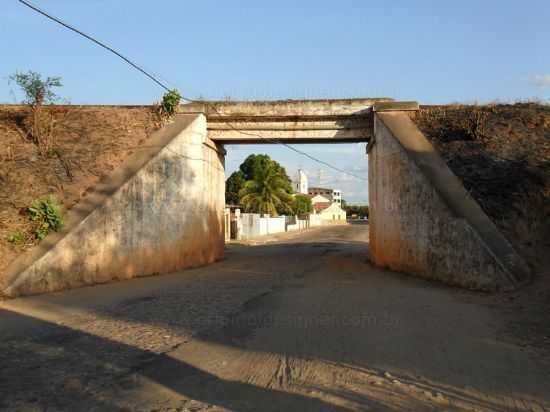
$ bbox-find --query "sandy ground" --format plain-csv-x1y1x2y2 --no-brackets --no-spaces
0,223,549,411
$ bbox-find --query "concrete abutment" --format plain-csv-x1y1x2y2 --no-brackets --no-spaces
1,114,225,298
368,105,530,291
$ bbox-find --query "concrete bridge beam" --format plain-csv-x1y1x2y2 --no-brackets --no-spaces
181,98,387,143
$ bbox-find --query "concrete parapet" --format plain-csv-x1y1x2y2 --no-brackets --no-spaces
369,111,530,291
1,114,225,298
181,98,393,117
373,101,419,112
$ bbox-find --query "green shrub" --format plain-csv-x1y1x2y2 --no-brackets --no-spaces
292,194,313,215
28,196,64,240
7,231,26,246
8,70,64,155
9,70,62,107
157,89,181,118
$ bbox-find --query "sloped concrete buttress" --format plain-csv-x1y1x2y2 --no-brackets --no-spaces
368,111,530,291
1,114,225,298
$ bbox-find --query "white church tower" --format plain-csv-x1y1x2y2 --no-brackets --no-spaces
293,169,309,195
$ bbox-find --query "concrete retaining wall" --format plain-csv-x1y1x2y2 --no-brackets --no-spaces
369,109,530,291
1,114,225,298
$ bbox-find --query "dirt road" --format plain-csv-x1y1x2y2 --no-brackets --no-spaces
1,223,549,411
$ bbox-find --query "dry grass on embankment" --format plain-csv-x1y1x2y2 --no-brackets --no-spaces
0,105,161,277
412,103,550,273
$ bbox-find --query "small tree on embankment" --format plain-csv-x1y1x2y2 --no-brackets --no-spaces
9,70,63,156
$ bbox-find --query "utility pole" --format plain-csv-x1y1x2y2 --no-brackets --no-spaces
318,168,324,186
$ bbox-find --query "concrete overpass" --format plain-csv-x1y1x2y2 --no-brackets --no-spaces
180,98,390,143
1,99,531,298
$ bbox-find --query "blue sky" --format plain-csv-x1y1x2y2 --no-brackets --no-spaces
2,1,549,202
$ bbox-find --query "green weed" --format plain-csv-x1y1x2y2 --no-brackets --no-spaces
28,195,64,240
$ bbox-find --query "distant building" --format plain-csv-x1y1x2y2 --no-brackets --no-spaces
311,194,330,204
318,202,346,222
308,187,333,201
292,169,309,195
308,187,342,204
311,194,332,213
332,189,342,204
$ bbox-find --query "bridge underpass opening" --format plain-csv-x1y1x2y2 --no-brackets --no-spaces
1,99,530,298
223,141,367,240
198,98,373,243
194,98,529,292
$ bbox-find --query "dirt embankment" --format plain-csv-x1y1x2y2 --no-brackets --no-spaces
0,105,160,277
412,103,550,273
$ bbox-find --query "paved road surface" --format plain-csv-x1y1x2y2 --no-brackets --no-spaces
1,223,549,411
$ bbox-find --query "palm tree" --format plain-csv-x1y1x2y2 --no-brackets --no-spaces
238,163,293,216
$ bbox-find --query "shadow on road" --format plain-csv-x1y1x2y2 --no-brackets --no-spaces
0,307,354,411
1,227,549,411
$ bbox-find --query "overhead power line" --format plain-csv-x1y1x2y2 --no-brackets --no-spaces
18,0,368,181
214,126,369,181
18,0,173,93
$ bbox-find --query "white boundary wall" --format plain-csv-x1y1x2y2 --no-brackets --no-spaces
239,213,286,240
232,211,346,241
287,219,308,231
309,214,323,227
